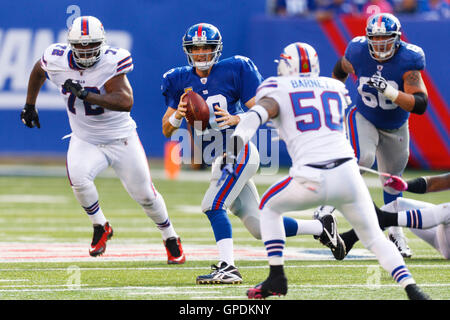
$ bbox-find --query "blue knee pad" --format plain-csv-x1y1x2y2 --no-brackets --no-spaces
205,209,232,242
283,216,298,237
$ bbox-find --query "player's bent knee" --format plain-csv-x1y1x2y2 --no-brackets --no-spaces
70,179,95,193
242,216,262,239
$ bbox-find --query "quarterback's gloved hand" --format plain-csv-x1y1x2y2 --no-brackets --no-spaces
21,103,41,129
63,79,89,100
384,175,408,192
217,153,238,187
367,73,399,101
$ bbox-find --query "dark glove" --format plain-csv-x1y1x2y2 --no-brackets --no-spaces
217,153,238,187
367,74,388,93
63,79,88,100
21,103,40,128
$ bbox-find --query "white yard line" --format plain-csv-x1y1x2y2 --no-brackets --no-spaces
0,165,382,187
0,264,447,273
0,283,448,294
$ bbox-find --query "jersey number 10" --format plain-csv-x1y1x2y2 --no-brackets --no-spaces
290,90,344,132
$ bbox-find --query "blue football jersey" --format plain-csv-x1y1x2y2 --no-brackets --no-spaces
161,55,263,160
345,36,426,129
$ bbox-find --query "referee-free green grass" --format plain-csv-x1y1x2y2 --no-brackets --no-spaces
0,168,448,300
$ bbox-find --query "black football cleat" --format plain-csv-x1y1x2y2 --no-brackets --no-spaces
318,214,346,260
247,274,288,299
405,284,431,300
89,222,113,257
164,237,186,264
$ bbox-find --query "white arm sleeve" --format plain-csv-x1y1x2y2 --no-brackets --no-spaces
231,105,269,152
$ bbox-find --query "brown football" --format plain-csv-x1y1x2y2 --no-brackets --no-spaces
182,91,210,131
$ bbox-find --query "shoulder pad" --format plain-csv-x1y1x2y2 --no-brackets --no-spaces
41,43,70,72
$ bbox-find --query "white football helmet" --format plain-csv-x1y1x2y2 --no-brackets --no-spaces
277,42,320,77
67,16,106,68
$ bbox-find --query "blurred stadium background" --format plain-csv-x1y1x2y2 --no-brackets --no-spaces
0,0,448,169
0,0,448,301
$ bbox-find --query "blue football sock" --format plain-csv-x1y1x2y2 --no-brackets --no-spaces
383,190,402,205
205,209,232,242
283,216,298,237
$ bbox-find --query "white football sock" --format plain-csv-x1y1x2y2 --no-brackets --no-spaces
217,238,234,266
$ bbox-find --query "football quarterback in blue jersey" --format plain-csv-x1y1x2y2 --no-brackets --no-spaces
161,23,320,284
332,13,428,258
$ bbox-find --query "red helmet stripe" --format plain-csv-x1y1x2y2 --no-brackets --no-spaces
81,18,89,35
377,14,383,28
197,23,203,37
297,44,311,73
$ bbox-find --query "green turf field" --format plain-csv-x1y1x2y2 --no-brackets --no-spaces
0,166,448,300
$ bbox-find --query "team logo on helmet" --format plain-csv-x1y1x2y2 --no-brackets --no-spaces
277,42,320,77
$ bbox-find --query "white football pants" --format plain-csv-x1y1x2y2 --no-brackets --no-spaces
66,131,175,238
260,159,413,285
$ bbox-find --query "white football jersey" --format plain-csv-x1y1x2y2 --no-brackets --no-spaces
255,75,355,175
40,43,136,144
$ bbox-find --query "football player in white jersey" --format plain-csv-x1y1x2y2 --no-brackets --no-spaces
337,173,450,259
222,42,430,299
21,16,185,263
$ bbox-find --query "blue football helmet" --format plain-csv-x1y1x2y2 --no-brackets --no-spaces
182,23,223,71
366,13,401,61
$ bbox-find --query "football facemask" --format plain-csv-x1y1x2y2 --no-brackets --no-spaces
182,23,223,71
68,16,106,68
366,13,401,61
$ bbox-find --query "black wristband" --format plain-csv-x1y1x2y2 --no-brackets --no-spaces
406,177,427,194
78,90,89,100
333,57,348,79
411,92,428,115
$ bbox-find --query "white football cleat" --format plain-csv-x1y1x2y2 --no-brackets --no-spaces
388,227,412,258
196,261,242,284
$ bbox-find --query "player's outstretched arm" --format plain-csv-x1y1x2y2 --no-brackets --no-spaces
425,173,450,192
231,97,279,155
162,93,187,138
332,57,354,83
407,173,450,193
21,60,47,128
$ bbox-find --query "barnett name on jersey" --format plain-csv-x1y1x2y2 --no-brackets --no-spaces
255,76,355,176
40,43,136,145
345,37,426,130
161,55,263,162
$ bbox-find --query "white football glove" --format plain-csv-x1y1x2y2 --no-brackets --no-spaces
367,73,399,101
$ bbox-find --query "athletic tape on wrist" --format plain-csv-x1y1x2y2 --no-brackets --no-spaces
383,84,399,102
169,111,182,128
